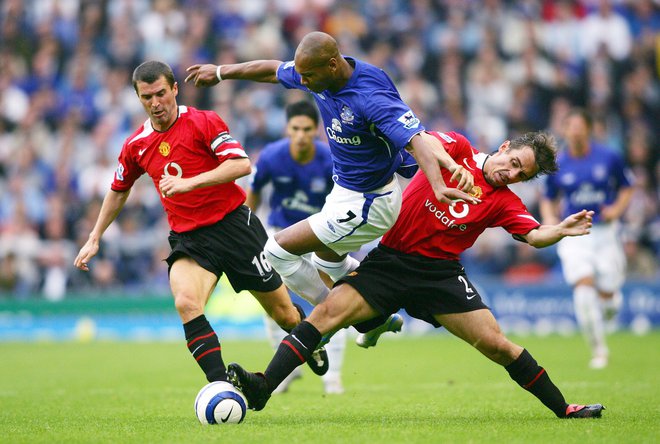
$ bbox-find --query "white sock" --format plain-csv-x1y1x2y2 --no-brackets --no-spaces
265,315,287,349
322,327,346,385
311,254,360,282
573,285,608,357
600,291,623,319
265,237,329,305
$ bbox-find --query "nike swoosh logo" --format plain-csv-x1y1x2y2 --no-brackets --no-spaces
291,334,308,350
466,294,476,300
191,343,205,355
262,275,273,282
221,405,234,422
138,148,147,156
462,158,474,170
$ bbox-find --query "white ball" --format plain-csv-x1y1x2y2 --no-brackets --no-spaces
194,381,248,425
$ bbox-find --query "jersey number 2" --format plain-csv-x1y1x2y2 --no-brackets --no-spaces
458,275,475,295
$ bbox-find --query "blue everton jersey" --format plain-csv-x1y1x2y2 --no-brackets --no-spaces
543,143,634,223
251,138,334,228
277,57,423,192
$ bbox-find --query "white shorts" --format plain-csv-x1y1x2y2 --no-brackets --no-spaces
308,179,402,256
557,222,626,292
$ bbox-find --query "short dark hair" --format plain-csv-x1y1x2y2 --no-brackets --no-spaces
566,107,593,130
509,131,559,179
132,61,175,93
285,100,319,126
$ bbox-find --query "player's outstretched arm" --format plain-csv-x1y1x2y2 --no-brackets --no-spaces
523,209,594,248
408,132,479,206
74,189,131,272
185,60,283,87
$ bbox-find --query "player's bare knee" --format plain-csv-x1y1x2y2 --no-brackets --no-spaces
310,299,351,331
270,305,299,330
306,303,342,334
173,291,203,319
308,302,328,322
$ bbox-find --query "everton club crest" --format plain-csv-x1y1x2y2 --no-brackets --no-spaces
340,105,354,124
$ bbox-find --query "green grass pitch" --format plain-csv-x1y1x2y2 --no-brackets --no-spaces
1,332,659,443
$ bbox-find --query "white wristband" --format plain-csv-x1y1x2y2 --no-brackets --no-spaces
215,65,223,82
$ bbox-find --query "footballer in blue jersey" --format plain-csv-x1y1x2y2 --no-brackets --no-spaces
544,144,633,223
277,57,421,192
541,109,634,370
186,32,478,355
249,137,333,229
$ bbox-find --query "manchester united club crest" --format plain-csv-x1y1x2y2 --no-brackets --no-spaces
159,142,171,157
469,185,483,199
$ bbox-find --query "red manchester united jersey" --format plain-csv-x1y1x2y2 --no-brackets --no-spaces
111,106,247,232
381,131,541,260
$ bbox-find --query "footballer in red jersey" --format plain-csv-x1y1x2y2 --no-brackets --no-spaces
113,105,248,232
227,131,605,420
381,131,542,261
74,61,308,385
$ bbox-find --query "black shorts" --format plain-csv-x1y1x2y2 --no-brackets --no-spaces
337,244,488,328
166,205,282,293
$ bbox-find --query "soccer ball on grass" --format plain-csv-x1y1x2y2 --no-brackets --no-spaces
194,381,247,424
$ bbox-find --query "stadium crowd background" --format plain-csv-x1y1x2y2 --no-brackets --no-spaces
0,0,657,301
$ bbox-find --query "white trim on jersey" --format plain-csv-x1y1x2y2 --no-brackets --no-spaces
211,132,234,150
405,129,425,144
474,152,489,169
128,119,154,145
517,214,540,223
216,148,247,158
127,106,188,145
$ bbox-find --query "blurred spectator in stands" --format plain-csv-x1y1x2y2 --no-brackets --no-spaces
581,0,632,62
541,0,584,65
0,201,40,298
138,0,185,66
621,132,659,278
0,0,656,298
37,194,76,301
466,42,512,149
0,252,19,295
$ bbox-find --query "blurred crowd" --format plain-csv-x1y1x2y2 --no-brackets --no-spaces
0,0,658,300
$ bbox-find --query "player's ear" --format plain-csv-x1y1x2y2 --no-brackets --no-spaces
328,57,338,73
497,140,510,153
172,82,179,97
